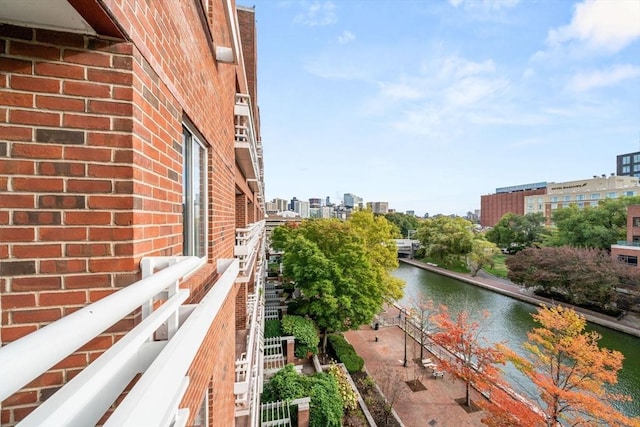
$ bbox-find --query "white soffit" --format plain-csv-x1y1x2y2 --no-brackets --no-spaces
0,0,96,35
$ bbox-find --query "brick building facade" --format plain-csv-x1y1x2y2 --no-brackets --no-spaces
1,1,264,425
480,183,547,227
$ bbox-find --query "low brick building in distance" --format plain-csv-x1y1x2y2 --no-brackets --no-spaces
480,182,547,227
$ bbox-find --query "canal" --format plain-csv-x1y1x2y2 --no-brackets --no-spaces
392,262,640,417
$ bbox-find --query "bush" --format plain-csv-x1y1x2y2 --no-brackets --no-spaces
264,319,282,338
328,334,364,373
327,363,358,411
281,315,319,358
261,364,343,427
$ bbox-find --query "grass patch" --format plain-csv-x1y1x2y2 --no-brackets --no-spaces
419,256,469,273
483,253,509,278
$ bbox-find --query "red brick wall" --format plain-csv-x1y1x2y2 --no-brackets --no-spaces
480,188,546,227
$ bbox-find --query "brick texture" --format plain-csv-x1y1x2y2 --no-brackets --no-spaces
1,1,263,425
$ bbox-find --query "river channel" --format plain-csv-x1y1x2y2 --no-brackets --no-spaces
392,262,640,418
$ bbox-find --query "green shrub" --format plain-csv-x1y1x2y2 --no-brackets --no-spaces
264,319,282,338
261,365,342,427
327,334,364,373
281,315,319,358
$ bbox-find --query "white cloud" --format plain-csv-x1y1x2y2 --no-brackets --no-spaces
567,64,640,92
440,57,496,79
293,1,337,27
547,0,640,53
337,30,355,44
378,82,424,100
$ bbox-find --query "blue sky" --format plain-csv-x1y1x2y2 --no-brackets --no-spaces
247,0,640,217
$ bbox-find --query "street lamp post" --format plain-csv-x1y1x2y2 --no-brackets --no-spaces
402,307,408,367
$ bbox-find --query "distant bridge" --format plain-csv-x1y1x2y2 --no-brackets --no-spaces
394,239,420,258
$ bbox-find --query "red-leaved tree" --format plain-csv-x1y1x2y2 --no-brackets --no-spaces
432,306,505,408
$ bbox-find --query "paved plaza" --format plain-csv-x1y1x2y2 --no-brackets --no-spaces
344,304,487,427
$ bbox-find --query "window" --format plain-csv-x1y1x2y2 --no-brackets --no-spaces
634,164,640,172
551,203,558,209
634,154,640,163
623,165,631,173
193,390,209,426
633,217,640,227
183,125,207,258
550,196,558,202
623,155,630,165
618,254,638,266
590,193,600,200
627,191,637,197
590,201,598,207
563,195,571,202
607,192,617,199
577,202,584,208
576,194,584,201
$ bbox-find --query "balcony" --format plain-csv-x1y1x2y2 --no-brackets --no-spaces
235,93,264,200
235,220,266,280
0,256,239,427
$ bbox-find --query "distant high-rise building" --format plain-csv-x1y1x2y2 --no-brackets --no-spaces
406,210,415,216
343,193,362,209
617,152,640,178
289,197,299,211
309,198,322,208
274,198,289,212
293,200,310,218
367,201,389,214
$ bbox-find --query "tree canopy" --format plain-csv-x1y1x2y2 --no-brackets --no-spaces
485,212,547,253
505,305,638,427
384,212,421,238
270,212,404,349
416,216,475,264
546,197,640,250
506,246,620,309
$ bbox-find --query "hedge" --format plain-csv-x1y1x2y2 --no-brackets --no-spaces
327,334,364,373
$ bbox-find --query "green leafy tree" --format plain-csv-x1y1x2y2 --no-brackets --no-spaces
349,210,404,301
416,216,475,265
506,246,619,309
485,212,547,253
468,237,501,277
546,197,640,250
384,212,421,238
271,216,404,351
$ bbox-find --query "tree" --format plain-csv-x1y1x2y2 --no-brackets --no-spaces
546,197,640,250
408,295,437,361
431,305,505,408
416,216,475,265
378,365,404,425
485,212,547,253
467,237,501,277
349,210,405,301
271,216,404,351
506,246,619,309
506,305,639,427
384,212,421,239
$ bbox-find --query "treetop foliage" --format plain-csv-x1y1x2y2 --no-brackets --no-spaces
270,211,404,339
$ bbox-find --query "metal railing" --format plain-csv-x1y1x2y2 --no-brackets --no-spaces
235,220,265,277
0,256,241,427
234,93,263,196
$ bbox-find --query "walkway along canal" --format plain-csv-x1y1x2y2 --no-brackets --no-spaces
394,259,640,418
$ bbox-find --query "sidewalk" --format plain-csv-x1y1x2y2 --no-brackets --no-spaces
400,258,640,338
344,305,487,427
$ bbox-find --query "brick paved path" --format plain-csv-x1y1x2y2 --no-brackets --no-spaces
344,304,487,427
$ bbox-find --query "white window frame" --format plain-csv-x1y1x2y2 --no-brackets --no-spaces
183,124,208,258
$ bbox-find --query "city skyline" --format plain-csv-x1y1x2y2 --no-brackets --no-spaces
249,0,640,217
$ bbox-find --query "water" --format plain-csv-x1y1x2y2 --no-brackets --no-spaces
393,262,640,417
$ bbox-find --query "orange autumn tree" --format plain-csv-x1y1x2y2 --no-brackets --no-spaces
432,306,505,408
507,305,640,427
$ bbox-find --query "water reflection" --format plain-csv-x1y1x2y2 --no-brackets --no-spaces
393,262,640,417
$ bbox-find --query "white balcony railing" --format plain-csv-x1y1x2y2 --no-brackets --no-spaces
0,256,240,427
234,93,263,197
235,220,265,278
234,231,267,426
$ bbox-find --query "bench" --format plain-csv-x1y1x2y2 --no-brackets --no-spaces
432,371,445,378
